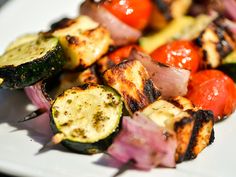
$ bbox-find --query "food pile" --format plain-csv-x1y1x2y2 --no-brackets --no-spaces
0,0,236,172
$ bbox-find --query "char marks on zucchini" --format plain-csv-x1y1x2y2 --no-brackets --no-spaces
0,36,66,89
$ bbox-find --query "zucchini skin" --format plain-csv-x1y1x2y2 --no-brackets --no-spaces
0,44,65,89
50,118,120,154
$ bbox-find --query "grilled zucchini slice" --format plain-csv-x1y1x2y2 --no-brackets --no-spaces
0,36,65,89
142,97,214,163
5,33,38,52
51,16,112,70
103,60,161,114
140,16,195,53
50,84,123,154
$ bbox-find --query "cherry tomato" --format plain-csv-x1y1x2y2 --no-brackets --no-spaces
186,70,236,121
108,45,143,64
102,0,152,30
150,40,202,74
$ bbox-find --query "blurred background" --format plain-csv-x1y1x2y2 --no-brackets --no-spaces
0,0,8,8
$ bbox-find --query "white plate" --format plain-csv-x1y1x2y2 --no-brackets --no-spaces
0,1,235,177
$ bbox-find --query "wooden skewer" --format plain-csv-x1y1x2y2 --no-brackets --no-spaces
35,133,64,155
112,159,135,177
18,108,47,123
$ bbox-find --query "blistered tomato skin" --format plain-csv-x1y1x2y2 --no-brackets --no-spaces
186,70,236,121
102,0,152,30
150,40,202,74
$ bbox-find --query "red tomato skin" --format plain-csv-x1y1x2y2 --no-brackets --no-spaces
108,45,143,64
102,0,152,30
150,40,202,74
186,70,236,121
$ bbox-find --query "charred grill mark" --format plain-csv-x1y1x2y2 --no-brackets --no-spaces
50,18,76,32
115,60,131,70
154,0,172,20
66,35,79,45
143,79,161,103
96,57,116,75
157,61,169,68
209,129,215,145
174,117,193,131
183,110,214,161
79,83,90,90
79,65,99,84
104,60,160,114
195,17,236,68
168,99,184,110
120,76,149,112
108,45,118,53
163,130,175,141
174,116,194,163
214,27,233,59
128,97,144,113
194,34,203,47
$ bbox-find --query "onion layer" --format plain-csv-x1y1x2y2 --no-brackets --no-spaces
24,81,51,111
108,112,177,170
80,0,142,46
129,50,190,98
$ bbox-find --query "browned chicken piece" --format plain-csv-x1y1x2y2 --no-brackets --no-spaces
54,66,99,96
103,60,161,114
50,16,112,70
78,65,99,85
96,56,115,75
142,96,214,163
195,17,236,68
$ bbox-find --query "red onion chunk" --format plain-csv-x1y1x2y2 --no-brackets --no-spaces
223,0,236,21
24,81,50,111
22,112,52,136
129,50,190,98
225,19,236,35
108,112,177,170
80,0,141,46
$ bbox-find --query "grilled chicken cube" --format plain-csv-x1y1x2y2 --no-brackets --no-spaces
54,66,99,96
78,65,99,85
169,96,194,111
142,97,214,163
50,16,112,70
103,60,161,114
195,17,236,68
96,56,115,75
